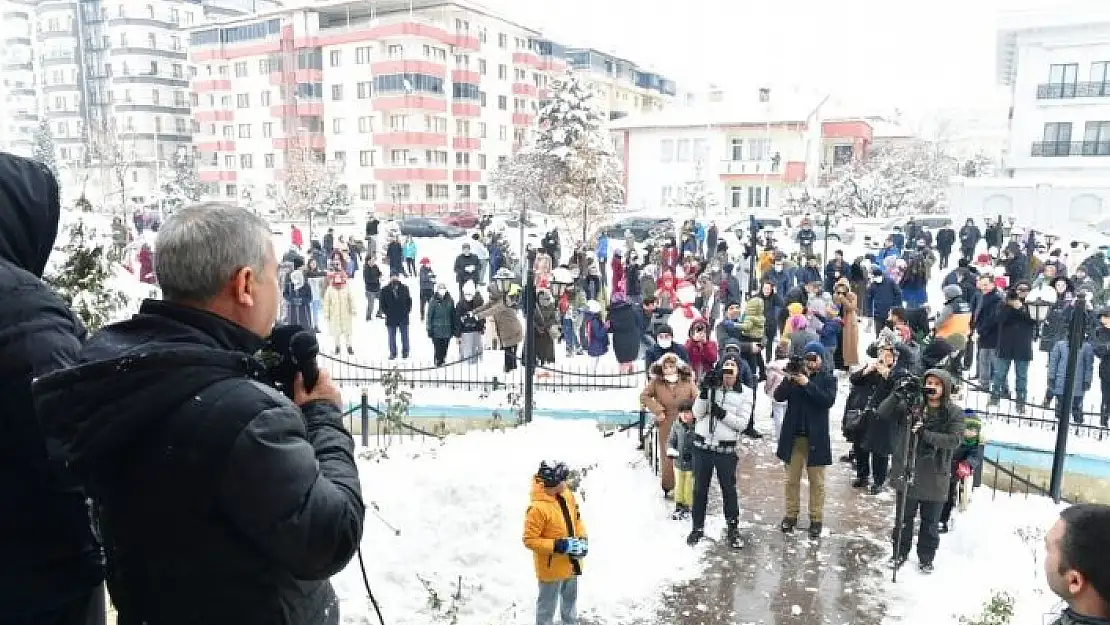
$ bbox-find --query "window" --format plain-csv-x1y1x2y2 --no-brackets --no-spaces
477,185,488,200
355,46,371,64
1047,63,1079,98
1092,62,1110,96
455,152,470,166
147,33,156,48
259,59,270,73
262,122,273,138
497,95,507,110
332,118,343,133
478,122,487,138
360,184,376,201
238,124,250,138
261,90,271,106
478,154,487,169
455,185,471,199
240,154,253,168
675,139,691,162
236,93,249,108
479,59,487,75
329,50,341,67
222,125,234,138
120,32,128,47
499,125,507,140
357,81,372,98
660,139,674,163
374,74,443,94
264,153,275,168
498,33,507,48
332,151,346,168
747,138,770,161
358,117,373,133
498,64,507,79
224,155,235,168
390,149,410,165
234,61,247,77
1084,121,1110,155
225,184,236,198
730,186,743,208
172,63,183,78
360,150,374,166
153,117,162,133
151,89,160,105
747,186,770,208
331,84,343,101
389,115,408,131
387,44,403,58
1043,122,1073,155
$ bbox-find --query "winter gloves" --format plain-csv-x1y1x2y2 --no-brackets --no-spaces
554,537,589,558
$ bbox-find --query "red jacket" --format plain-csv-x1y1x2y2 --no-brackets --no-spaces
137,245,156,285
684,338,718,378
290,226,303,249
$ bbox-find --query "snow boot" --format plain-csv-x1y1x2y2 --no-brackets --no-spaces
686,528,704,546
918,560,935,574
808,520,823,539
889,555,908,570
851,477,869,489
671,504,689,521
726,520,744,550
938,522,949,534
869,484,884,495
780,516,797,533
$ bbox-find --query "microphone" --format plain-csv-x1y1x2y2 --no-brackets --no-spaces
289,330,320,394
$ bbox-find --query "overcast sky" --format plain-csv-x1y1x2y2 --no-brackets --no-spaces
486,0,1097,116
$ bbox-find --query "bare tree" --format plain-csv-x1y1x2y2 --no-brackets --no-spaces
824,144,953,218
270,138,349,236
86,121,138,210
670,161,719,218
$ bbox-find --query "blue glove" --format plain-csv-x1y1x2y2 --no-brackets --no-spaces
565,537,588,558
553,539,569,554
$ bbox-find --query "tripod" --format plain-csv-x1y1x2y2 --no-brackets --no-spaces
891,406,921,583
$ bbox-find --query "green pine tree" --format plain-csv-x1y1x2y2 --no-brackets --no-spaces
44,220,130,333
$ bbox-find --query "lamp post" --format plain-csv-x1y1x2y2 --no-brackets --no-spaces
1050,292,1089,502
748,213,759,296
1026,289,1055,339
822,212,831,267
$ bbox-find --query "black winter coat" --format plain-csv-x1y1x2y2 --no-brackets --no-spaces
380,281,413,326
971,289,1002,349
959,225,981,250
32,300,365,625
362,263,382,293
935,228,956,252
845,368,899,455
996,301,1037,361
0,154,104,619
455,294,486,335
1092,326,1110,380
608,300,641,364
773,350,837,467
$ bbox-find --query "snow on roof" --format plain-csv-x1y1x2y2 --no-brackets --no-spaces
869,120,917,139
996,3,1110,85
609,100,819,131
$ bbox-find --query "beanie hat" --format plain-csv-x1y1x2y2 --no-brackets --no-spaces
787,302,805,317
963,411,982,445
655,323,674,338
802,342,825,359
420,257,431,265
976,253,992,265
942,284,963,301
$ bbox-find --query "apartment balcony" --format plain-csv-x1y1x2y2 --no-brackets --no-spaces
512,82,538,97
512,51,540,68
198,170,237,182
1036,82,1110,100
536,57,565,72
451,32,480,51
196,140,236,152
194,110,234,122
272,135,325,150
194,79,232,92
4,61,33,71
451,68,479,84
5,36,32,46
1030,141,1110,157
452,137,480,150
511,112,535,126
718,159,782,176
374,167,448,182
269,102,324,117
372,95,447,113
268,68,322,85
452,169,480,183
370,59,445,78
451,102,480,117
373,131,447,148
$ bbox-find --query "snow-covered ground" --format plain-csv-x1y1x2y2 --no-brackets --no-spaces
331,419,705,625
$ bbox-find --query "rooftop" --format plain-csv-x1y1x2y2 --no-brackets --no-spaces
996,4,1110,86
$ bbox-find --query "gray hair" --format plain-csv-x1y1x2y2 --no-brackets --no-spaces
155,203,272,302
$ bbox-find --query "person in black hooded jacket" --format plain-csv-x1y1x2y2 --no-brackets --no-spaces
0,153,106,624
32,204,365,625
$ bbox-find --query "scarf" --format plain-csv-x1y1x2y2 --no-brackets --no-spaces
329,271,348,288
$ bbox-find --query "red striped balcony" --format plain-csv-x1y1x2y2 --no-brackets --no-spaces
536,56,565,72
195,140,235,152
452,102,481,117
373,131,447,148
198,170,237,182
451,33,480,51
512,51,539,68
372,95,447,113
452,137,480,150
374,168,448,182
370,59,445,78
269,102,324,117
452,169,481,183
512,82,537,97
272,135,325,150
193,110,234,122
190,40,280,62
193,79,232,92
538,87,551,99
512,112,535,126
451,68,480,84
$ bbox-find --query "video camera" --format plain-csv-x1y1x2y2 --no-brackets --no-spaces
256,324,320,400
783,355,805,375
892,373,925,409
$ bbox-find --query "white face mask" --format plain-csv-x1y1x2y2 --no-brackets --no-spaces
774,265,784,272
464,292,474,300
664,372,678,383
435,289,447,297
872,276,883,283
657,337,672,349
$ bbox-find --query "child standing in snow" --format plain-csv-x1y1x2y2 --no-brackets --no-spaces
523,461,588,625
939,414,984,533
763,343,791,439
666,404,696,520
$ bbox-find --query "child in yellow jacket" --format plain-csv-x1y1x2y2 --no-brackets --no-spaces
523,461,589,625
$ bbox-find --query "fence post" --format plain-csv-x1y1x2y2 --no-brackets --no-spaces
1050,293,1087,502
360,388,369,447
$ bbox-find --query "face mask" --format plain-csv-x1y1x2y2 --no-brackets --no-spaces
657,338,672,349
465,292,474,300
774,265,783,272
436,289,447,297
664,372,678,383
872,276,883,283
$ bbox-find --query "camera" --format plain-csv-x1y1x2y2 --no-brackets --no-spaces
892,373,924,407
784,355,805,375
701,368,723,388
256,325,319,400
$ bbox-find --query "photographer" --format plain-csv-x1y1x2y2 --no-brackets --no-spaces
773,342,838,539
687,356,754,550
876,369,964,574
845,343,905,494
32,205,366,625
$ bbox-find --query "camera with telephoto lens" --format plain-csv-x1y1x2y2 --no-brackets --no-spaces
783,355,805,375
256,324,319,400
893,373,924,406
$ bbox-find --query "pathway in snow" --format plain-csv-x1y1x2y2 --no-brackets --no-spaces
655,417,893,625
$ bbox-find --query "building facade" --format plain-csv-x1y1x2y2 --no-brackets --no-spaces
1,0,39,157
565,48,675,121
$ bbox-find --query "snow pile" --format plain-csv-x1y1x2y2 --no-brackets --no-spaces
332,419,705,625
889,493,1065,624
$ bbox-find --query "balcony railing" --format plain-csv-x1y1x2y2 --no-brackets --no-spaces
1036,82,1110,99
1031,141,1110,157
719,159,780,175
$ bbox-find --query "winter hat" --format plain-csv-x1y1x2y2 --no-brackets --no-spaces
723,262,734,274
655,323,674,338
957,258,970,268
871,267,884,277
802,342,826,360
420,257,431,265
942,284,963,301
787,303,805,317
976,253,992,265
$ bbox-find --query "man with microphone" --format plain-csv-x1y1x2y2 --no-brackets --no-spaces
33,204,365,625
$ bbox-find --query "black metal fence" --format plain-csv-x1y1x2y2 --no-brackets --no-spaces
342,391,445,448
956,374,1110,441
981,452,1078,504
321,352,647,393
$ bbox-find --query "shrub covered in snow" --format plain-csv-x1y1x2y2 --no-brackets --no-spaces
44,220,129,333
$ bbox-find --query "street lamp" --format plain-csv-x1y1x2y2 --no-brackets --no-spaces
1026,286,1055,339
493,267,516,294
550,266,572,297
1050,291,1091,502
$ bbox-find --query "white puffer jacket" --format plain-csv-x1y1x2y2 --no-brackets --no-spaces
692,385,753,450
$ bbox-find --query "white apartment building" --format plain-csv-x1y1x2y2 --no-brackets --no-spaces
188,0,665,218
32,0,263,206
1,0,38,157
950,10,1110,235
565,48,675,121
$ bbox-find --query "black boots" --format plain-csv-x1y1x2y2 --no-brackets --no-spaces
851,477,869,488
686,528,704,546
808,520,823,539
727,519,743,549
780,516,797,533
671,504,690,521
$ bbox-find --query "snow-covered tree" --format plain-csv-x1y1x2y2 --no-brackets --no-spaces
271,141,349,225
823,144,952,218
670,161,718,218
33,120,58,179
160,146,201,213
492,70,624,244
44,220,129,333
87,122,138,208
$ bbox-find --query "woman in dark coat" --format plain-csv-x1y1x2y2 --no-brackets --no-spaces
608,293,641,371
283,268,314,329
758,281,784,347
533,288,559,365
844,344,905,494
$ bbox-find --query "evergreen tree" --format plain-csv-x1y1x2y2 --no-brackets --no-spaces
160,146,201,213
33,119,58,179
44,220,129,333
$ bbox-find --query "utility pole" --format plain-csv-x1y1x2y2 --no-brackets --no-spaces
1049,293,1088,502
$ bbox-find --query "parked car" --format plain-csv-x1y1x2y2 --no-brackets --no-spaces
398,217,466,238
595,216,676,241
443,211,481,228
864,214,953,249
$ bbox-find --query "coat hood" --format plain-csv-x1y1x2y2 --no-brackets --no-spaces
648,353,692,380
744,297,764,316
0,153,62,276
923,368,956,401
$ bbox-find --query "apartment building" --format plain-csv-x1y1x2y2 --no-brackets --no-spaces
610,102,873,213
566,47,675,121
32,0,262,205
1,0,38,156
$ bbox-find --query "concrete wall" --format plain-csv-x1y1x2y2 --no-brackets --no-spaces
949,177,1110,238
